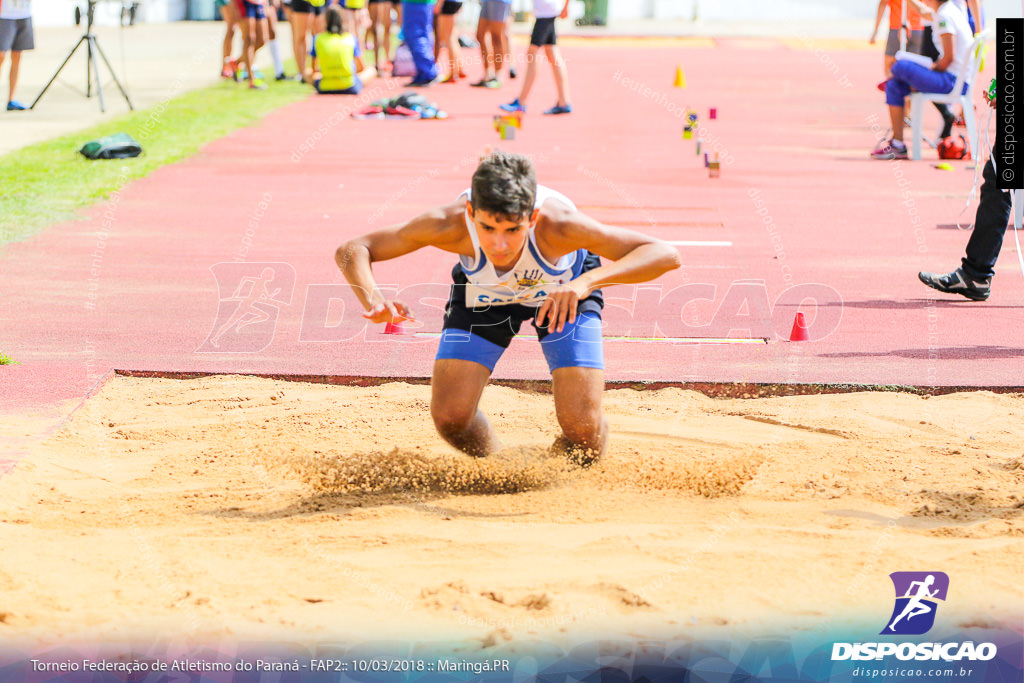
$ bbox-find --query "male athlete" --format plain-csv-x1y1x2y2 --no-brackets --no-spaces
336,152,681,465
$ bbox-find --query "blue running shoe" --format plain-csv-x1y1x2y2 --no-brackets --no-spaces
543,103,572,115
499,99,525,113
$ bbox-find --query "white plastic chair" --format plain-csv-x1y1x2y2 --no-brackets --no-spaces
910,29,991,161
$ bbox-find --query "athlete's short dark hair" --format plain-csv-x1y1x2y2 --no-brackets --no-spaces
325,5,344,34
470,151,537,221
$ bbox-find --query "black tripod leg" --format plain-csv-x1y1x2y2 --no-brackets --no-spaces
92,37,134,110
30,36,87,109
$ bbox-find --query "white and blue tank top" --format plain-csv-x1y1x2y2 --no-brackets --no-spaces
457,185,588,309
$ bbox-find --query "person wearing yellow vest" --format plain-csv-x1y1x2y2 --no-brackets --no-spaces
313,5,374,94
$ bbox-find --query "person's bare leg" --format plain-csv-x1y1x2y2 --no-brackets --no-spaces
490,24,504,76
545,44,570,107
290,11,309,80
550,366,607,466
243,17,257,86
384,4,395,63
0,52,7,101
501,14,512,77
431,359,501,457
220,5,238,70
889,104,905,143
517,43,539,103
435,13,450,73
369,3,386,69
434,11,443,62
254,15,268,52
448,13,462,78
7,51,20,103
476,19,492,79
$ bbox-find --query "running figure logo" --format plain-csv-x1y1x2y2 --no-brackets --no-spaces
197,263,295,353
881,572,950,635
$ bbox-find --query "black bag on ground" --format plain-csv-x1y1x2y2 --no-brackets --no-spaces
79,132,142,160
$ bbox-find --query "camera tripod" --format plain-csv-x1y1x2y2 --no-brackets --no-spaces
31,0,134,113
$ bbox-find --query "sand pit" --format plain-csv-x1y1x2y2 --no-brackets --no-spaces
0,375,1022,649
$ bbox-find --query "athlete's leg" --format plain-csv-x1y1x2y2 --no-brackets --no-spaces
476,18,492,79
431,359,501,457
220,4,239,71
551,366,607,466
517,43,539,103
545,44,570,107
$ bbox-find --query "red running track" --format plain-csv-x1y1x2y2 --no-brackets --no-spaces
2,37,1023,420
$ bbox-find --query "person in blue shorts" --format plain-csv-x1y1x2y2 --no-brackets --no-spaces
241,0,271,89
336,152,681,465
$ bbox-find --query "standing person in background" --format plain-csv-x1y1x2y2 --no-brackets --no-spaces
290,0,326,82
0,0,33,110
434,0,464,82
499,0,572,115
265,0,288,80
241,0,271,89
367,0,396,74
401,0,438,86
471,0,511,88
871,0,924,80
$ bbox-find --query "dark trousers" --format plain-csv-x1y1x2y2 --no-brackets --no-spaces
962,150,1013,280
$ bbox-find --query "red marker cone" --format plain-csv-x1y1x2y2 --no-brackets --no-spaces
384,321,405,335
789,312,809,342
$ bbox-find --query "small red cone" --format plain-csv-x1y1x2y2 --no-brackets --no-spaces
384,321,405,335
789,312,809,342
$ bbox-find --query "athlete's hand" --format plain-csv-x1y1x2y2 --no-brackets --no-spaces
560,4,569,19
536,281,587,333
363,300,415,324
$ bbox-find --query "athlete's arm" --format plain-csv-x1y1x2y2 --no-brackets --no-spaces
336,204,464,322
871,0,885,43
535,205,682,332
932,31,954,71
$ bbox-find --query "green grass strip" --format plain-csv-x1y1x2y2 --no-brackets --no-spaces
0,78,310,249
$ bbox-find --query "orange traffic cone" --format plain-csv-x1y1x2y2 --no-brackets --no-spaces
789,312,809,342
384,321,405,335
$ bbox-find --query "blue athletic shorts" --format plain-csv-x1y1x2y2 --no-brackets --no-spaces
243,1,267,19
435,251,605,373
437,310,604,373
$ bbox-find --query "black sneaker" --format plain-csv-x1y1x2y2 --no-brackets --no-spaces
918,267,991,301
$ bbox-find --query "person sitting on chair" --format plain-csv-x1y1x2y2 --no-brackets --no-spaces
871,0,972,160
